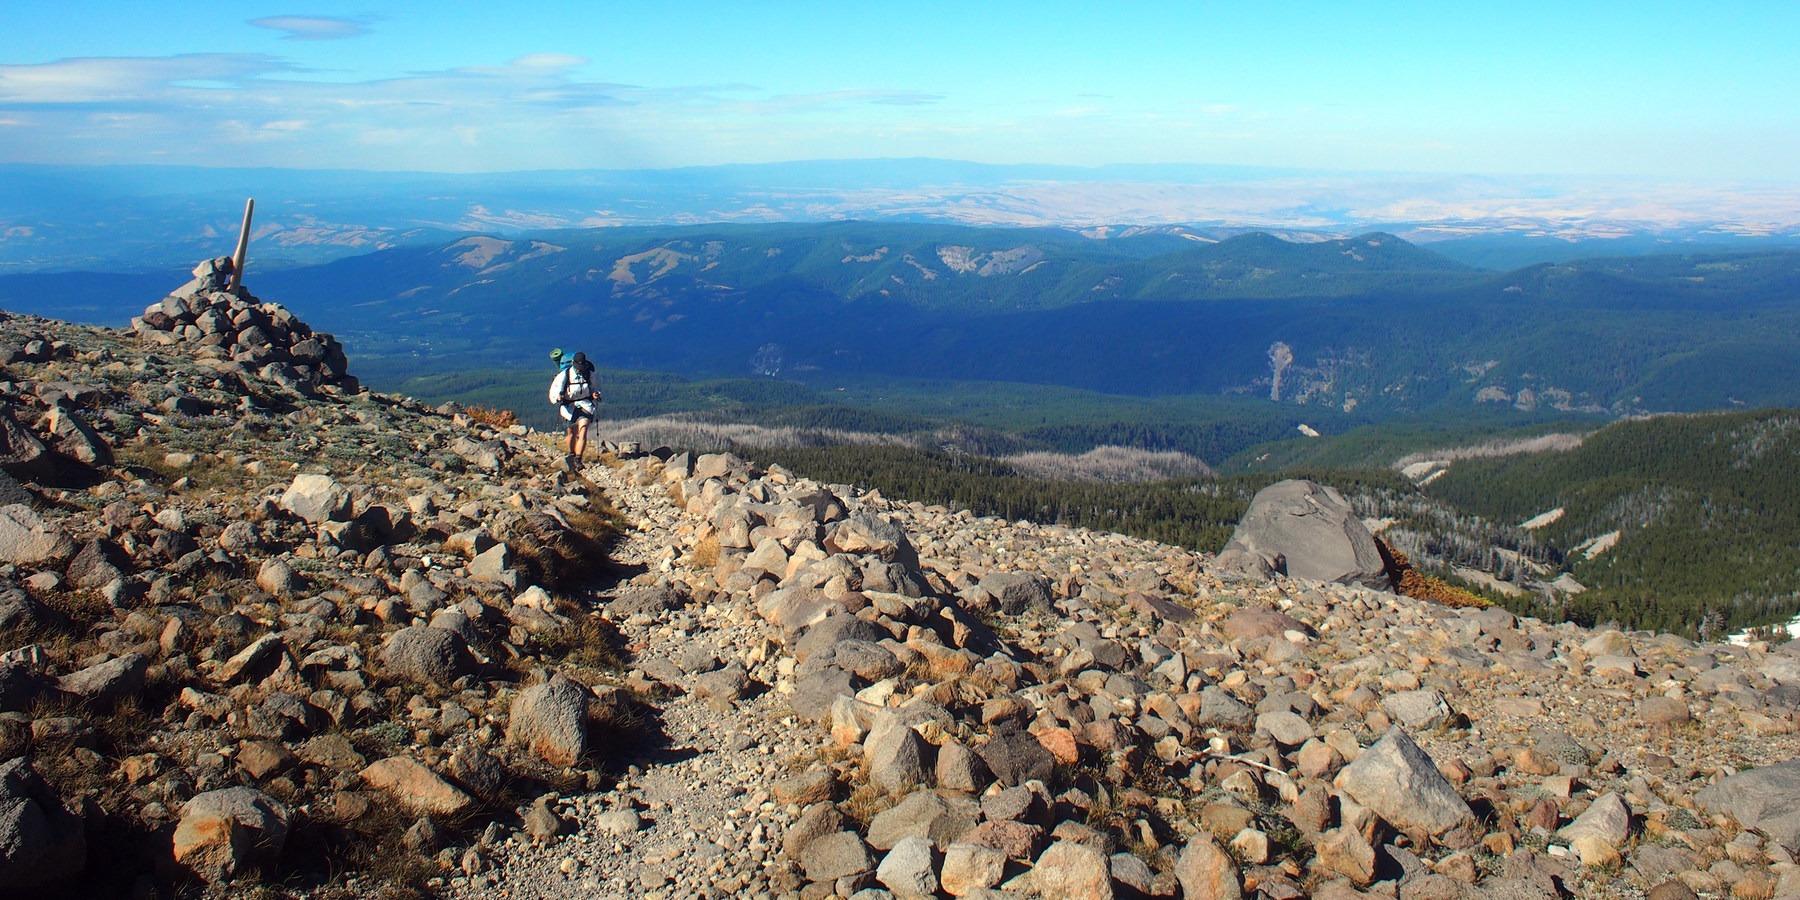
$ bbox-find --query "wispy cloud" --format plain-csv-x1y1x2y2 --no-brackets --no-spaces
248,16,376,41
0,54,298,104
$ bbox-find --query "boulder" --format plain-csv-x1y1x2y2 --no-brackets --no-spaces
0,757,86,889
379,626,477,685
825,513,920,568
979,571,1053,614
0,404,63,484
1218,479,1390,587
279,473,350,524
866,713,931,795
0,504,74,566
360,757,475,817
1175,834,1243,900
978,725,1056,787
172,786,290,884
507,673,591,767
45,406,111,466
0,588,65,633
55,652,148,704
865,790,953,851
876,834,939,896
1221,605,1309,641
940,841,1007,895
1333,725,1473,836
799,830,873,883
1032,840,1113,898
1381,689,1452,730
1696,759,1800,851
1556,792,1632,865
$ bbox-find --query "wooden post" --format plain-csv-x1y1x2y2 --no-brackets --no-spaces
229,198,254,291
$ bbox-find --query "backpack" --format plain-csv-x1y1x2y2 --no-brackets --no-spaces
548,366,594,406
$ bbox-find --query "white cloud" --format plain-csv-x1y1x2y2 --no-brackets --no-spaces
248,16,375,41
510,54,589,69
0,55,295,104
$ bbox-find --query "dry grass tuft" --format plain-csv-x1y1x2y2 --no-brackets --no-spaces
463,406,518,429
1377,538,1492,609
689,536,720,570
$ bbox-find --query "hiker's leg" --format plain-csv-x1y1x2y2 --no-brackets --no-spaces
565,424,578,456
573,419,590,458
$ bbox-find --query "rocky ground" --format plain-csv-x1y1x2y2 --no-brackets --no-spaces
1,264,1799,899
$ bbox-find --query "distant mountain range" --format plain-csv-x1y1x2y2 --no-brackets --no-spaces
5,222,1798,420
4,160,1797,273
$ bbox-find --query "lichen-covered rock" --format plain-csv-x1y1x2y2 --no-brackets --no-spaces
1696,759,1800,851
172,786,289,884
360,757,475,817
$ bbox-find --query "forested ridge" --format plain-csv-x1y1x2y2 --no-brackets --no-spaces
1418,409,1800,636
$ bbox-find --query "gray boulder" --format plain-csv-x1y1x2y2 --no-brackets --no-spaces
279,473,351,524
1218,479,1390,587
1333,725,1474,836
866,713,931,795
1381,689,1452,730
1696,759,1800,851
979,571,1053,614
876,834,939,896
55,652,148,704
825,513,920,569
800,830,874,883
379,625,477,685
45,406,111,466
978,726,1055,787
0,504,74,566
0,588,64,633
0,757,86,889
0,404,63,484
507,673,592,767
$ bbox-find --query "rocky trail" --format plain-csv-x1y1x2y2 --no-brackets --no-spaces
0,262,1798,900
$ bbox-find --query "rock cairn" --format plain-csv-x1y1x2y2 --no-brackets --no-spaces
0,271,1798,898
131,256,357,396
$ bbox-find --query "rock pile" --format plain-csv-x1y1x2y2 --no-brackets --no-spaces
1,269,1799,899
132,256,357,395
458,447,1800,900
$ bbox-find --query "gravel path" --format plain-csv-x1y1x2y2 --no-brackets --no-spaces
446,456,806,900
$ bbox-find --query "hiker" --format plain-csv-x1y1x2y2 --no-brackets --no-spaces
548,351,600,470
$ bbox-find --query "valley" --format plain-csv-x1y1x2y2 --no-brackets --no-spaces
3,221,1799,639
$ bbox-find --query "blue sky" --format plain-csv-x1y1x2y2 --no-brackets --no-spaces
0,1,1794,179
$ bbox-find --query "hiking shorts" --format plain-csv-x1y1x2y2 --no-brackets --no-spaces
560,400,596,423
